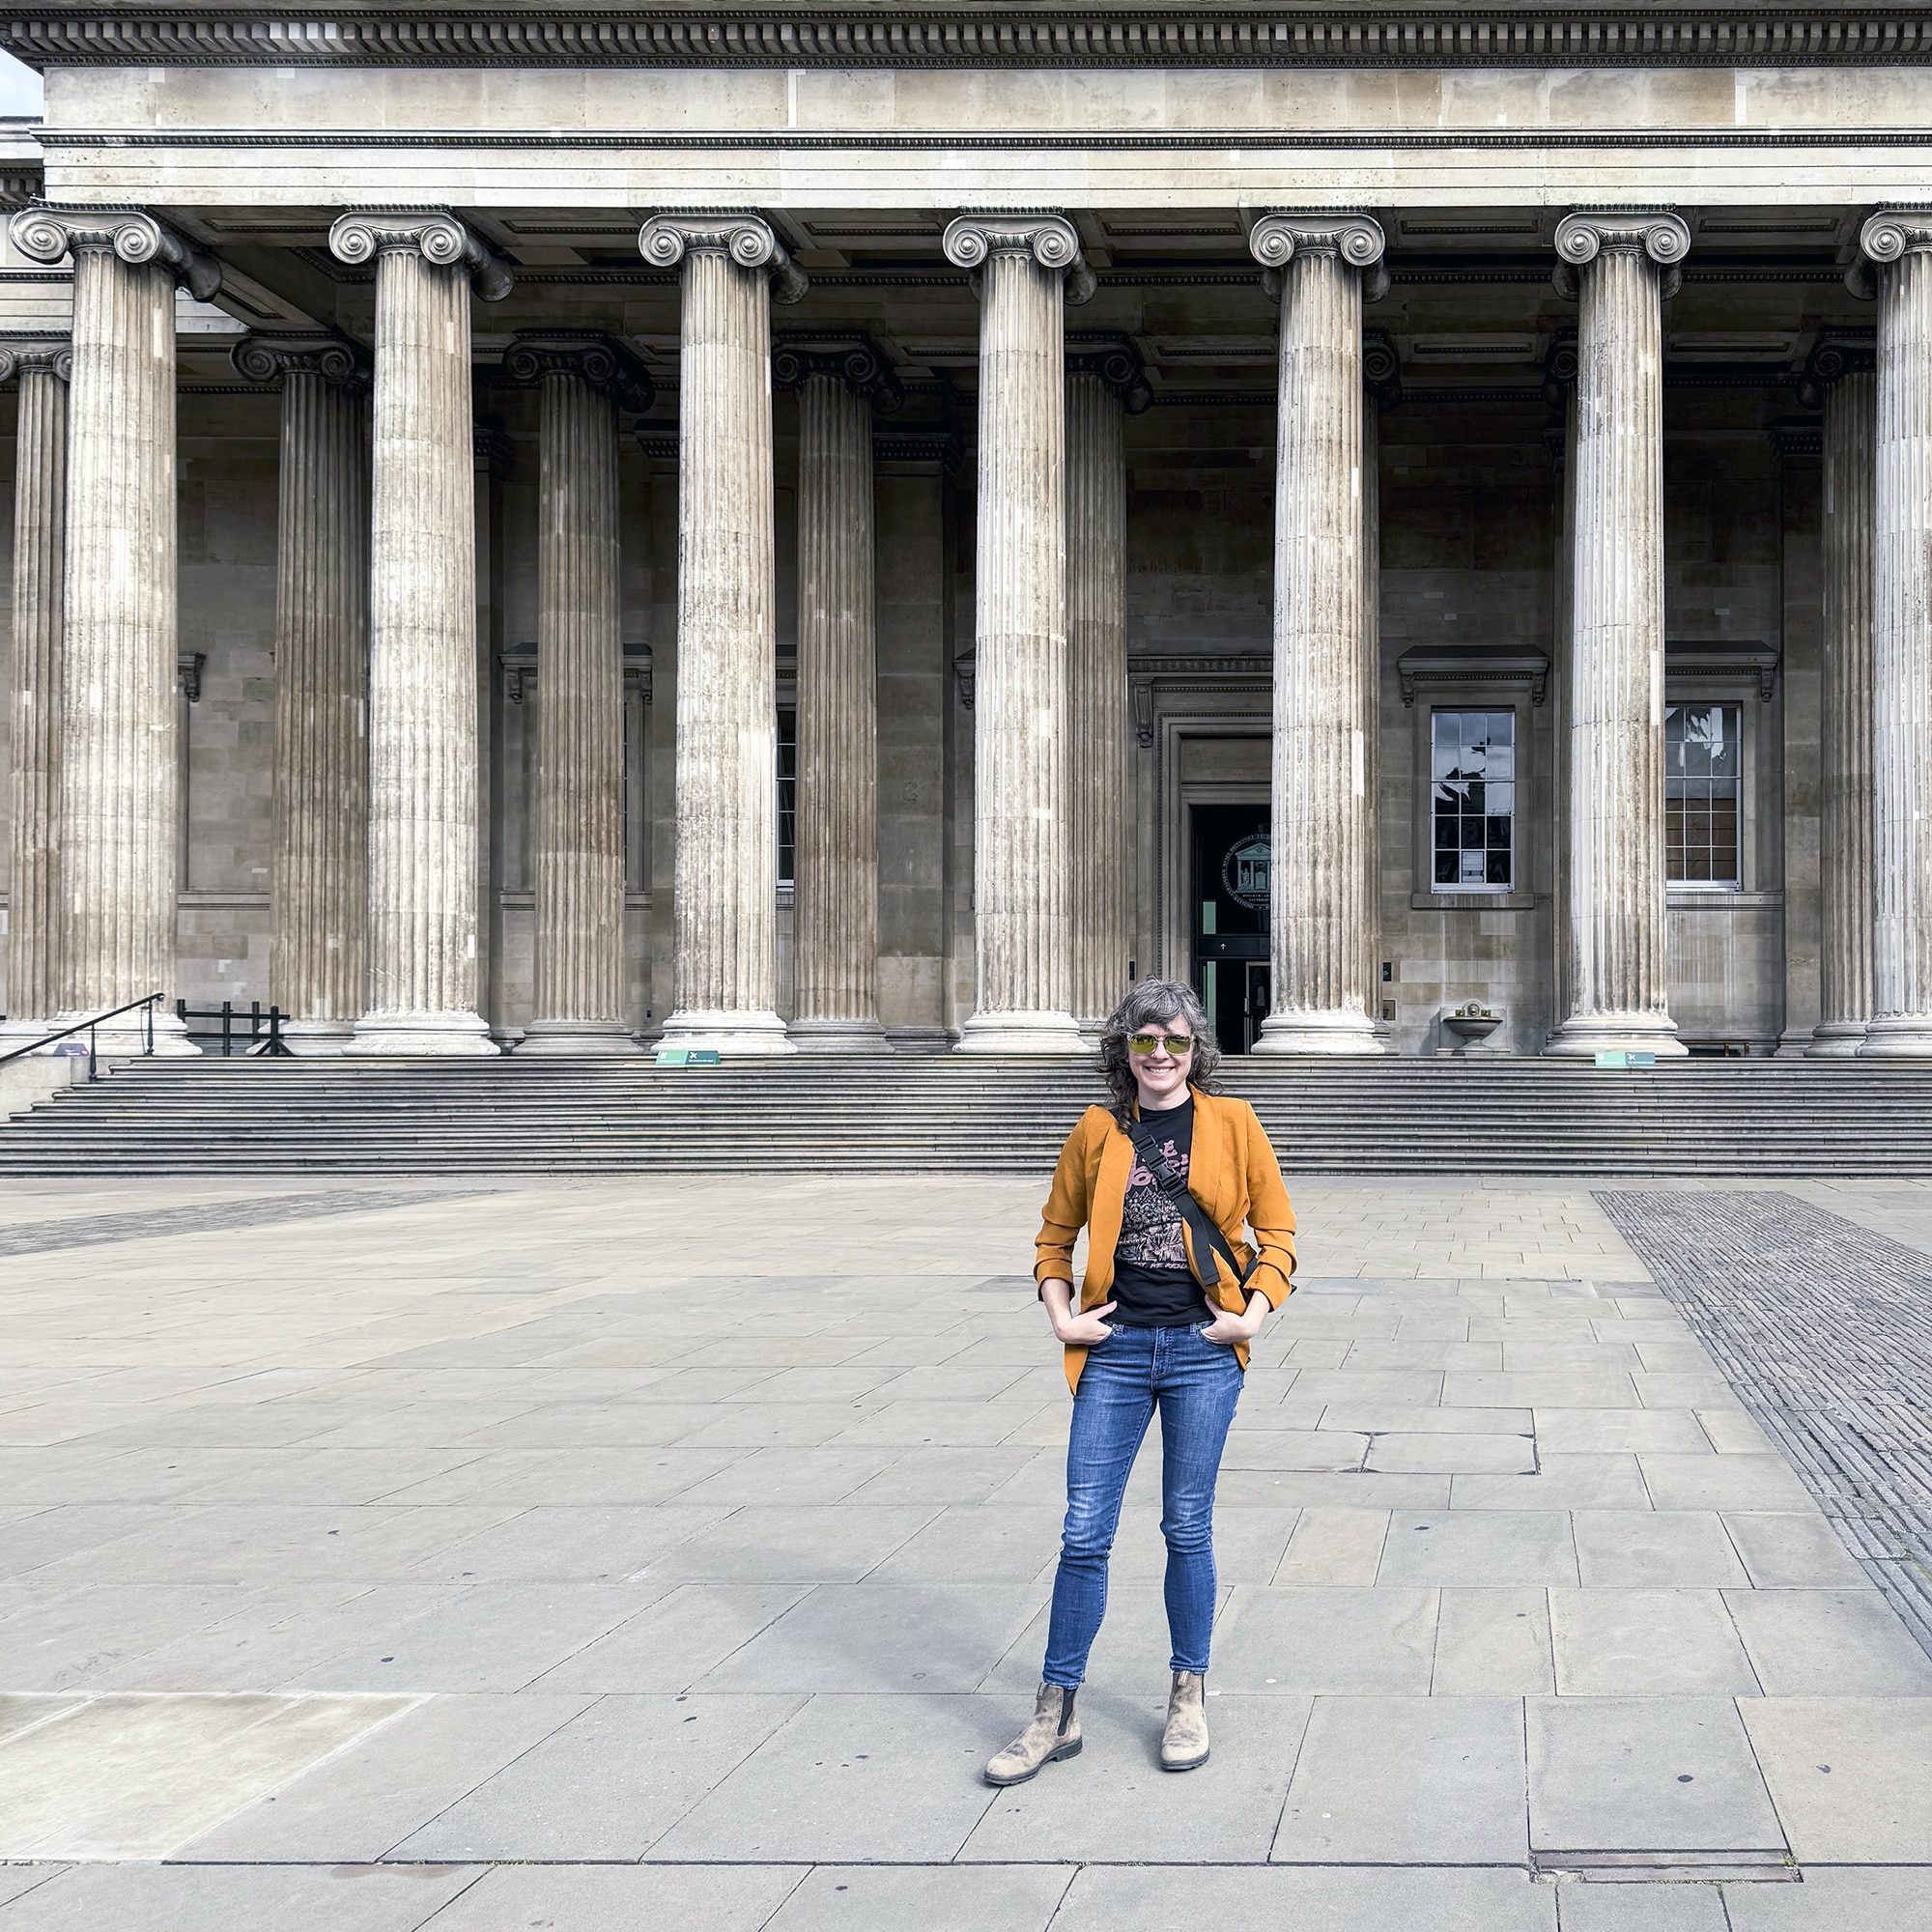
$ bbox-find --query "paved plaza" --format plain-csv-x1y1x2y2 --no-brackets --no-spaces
0,1169,1928,1928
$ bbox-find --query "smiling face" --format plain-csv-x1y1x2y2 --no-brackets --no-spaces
1129,1017,1196,1112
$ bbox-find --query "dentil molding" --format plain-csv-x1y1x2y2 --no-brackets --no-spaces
7,9,1932,68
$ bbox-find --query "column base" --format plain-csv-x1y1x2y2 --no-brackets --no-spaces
516,1019,641,1057
787,1015,893,1055
1808,1019,1871,1058
1543,1012,1688,1059
280,1019,356,1058
344,1009,500,1057
659,1008,797,1057
1250,1009,1387,1057
1859,1015,1932,1058
955,1009,1091,1054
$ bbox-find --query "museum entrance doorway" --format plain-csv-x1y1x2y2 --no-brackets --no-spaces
1190,802,1270,1056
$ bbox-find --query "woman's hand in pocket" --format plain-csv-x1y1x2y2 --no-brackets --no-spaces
1053,1299,1118,1346
1200,1292,1270,1347
1040,1277,1117,1346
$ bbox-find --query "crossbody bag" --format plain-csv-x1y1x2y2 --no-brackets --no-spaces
1122,1116,1260,1303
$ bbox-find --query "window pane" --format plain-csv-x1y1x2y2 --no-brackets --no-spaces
1431,709,1512,891
1664,701,1743,886
777,706,797,887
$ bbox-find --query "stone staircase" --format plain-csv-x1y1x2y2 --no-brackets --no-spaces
0,1055,1919,1175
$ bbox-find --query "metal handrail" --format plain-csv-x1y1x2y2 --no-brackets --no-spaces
0,992,162,1080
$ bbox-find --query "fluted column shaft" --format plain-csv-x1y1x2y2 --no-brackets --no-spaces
1813,368,1877,1055
1067,369,1129,1030
1360,392,1384,1026
59,247,195,1051
944,214,1087,1053
1862,213,1932,1054
524,367,630,1052
1249,216,1382,1055
653,228,793,1054
1548,213,1689,1057
266,362,369,1051
791,371,887,1049
1,350,67,1040
329,215,503,1055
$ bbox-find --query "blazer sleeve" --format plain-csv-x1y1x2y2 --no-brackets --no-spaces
1035,1114,1096,1293
1240,1102,1298,1309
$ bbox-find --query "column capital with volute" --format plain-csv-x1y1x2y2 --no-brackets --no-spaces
9,204,221,300
1798,325,1877,407
1066,332,1153,414
502,329,655,412
943,213,1095,305
1551,209,1690,298
639,212,808,303
1249,212,1388,301
0,336,71,384
232,333,367,391
328,209,514,302
773,333,904,413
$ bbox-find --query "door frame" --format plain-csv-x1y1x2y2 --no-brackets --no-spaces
1150,711,1271,983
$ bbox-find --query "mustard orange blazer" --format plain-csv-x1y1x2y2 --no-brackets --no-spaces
1034,1086,1297,1391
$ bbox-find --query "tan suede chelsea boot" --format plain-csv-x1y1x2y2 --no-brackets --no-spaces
1161,1669,1209,1771
983,1682,1082,1786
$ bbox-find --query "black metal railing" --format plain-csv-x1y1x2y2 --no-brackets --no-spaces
175,1001,293,1058
0,992,163,1080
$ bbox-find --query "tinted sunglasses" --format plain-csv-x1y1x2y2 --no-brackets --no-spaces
1128,1032,1195,1056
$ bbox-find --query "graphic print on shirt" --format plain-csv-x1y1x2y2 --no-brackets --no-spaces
1117,1135,1191,1280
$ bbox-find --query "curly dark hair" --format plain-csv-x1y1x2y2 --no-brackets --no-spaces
1097,978,1222,1122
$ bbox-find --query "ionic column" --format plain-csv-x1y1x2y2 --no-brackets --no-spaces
1802,332,1878,1056
1545,211,1691,1058
504,333,654,1055
1247,213,1386,1055
639,213,807,1055
9,209,221,1056
778,338,902,1053
1065,335,1148,1033
943,213,1094,1053
327,212,512,1055
233,336,370,1055
0,340,69,1048
1859,213,1932,1056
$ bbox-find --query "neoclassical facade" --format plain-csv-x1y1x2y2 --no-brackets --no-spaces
0,11,1927,1059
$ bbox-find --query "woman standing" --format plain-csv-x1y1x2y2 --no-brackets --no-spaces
984,978,1297,1786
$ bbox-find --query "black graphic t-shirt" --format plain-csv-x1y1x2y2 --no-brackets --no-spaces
1110,1097,1210,1327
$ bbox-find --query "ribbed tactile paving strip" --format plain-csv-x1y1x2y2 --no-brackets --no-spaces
1596,1188,1932,1658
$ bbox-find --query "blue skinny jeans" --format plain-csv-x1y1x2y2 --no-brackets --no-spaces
1042,1321,1243,1687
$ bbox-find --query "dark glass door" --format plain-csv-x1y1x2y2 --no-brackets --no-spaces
1190,803,1270,1055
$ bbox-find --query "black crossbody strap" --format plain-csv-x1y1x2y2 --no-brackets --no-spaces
1124,1117,1258,1298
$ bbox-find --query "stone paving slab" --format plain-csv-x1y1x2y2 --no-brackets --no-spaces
0,1175,1927,1920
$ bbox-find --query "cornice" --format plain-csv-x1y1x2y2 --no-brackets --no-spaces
12,9,1932,70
